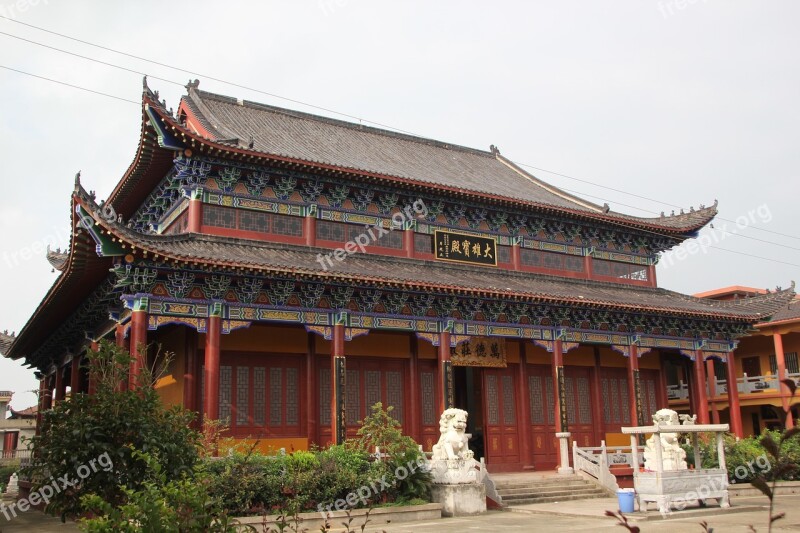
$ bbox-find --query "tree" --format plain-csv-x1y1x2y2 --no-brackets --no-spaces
23,341,200,519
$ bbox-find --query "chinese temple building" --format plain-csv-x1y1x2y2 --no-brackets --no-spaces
6,79,795,472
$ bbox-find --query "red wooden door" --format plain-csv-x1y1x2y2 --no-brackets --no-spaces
483,367,520,469
600,368,632,432
526,364,557,469
564,366,595,448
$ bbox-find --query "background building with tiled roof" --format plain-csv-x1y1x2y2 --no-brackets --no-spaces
5,79,794,473
666,286,800,435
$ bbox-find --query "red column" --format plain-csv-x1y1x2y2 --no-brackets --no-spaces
516,341,533,468
187,197,202,233
511,243,521,270
726,351,744,438
707,358,720,424
694,350,710,424
129,310,148,389
204,314,222,423
552,339,565,433
183,329,198,415
408,334,421,443
591,347,605,444
70,355,80,396
773,333,794,429
437,330,453,415
304,215,317,247
115,323,126,347
35,377,50,435
306,332,318,446
657,352,669,409
647,264,658,287
404,228,415,258
332,323,346,444
627,345,641,426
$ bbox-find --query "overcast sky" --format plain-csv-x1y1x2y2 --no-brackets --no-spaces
1,1,798,409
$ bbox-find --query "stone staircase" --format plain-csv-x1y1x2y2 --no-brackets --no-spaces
494,474,609,505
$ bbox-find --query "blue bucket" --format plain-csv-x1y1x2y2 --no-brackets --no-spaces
617,489,635,513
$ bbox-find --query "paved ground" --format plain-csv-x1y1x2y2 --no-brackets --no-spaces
3,493,800,532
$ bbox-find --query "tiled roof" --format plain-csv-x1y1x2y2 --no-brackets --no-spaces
77,190,794,322
9,405,37,418
758,299,800,325
179,86,717,233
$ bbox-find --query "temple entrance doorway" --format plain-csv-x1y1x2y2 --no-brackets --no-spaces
453,366,484,462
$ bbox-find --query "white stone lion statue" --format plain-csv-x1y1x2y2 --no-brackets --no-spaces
431,408,474,462
644,408,687,471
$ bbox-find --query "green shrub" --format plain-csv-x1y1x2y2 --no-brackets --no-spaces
348,402,432,504
79,450,237,532
23,341,200,519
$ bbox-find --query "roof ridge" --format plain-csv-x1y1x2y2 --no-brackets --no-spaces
191,88,496,158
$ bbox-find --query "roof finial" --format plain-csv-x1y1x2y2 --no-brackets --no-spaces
186,79,200,91
142,75,148,90
602,203,610,213
489,144,500,155
248,135,255,149
74,170,81,187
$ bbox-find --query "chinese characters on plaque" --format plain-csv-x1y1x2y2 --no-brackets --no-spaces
450,337,506,367
434,230,497,267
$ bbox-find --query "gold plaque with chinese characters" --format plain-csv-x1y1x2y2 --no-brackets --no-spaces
450,337,507,367
434,230,497,266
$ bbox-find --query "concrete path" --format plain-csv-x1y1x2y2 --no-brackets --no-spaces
3,493,800,532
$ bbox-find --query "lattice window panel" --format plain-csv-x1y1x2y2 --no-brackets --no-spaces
319,367,331,426
365,371,382,413
502,375,516,425
414,233,433,253
316,220,346,241
565,377,576,425
577,377,591,425
203,205,236,229
421,372,436,426
386,371,403,423
270,368,282,426
373,229,403,249
520,248,584,272
593,259,648,281
346,369,360,426
286,368,299,426
602,378,611,424
610,379,620,423
545,376,555,425
254,367,266,426
529,375,544,424
273,214,303,236
236,367,249,425
239,210,270,232
497,245,511,264
219,366,232,425
620,377,630,424
486,375,499,425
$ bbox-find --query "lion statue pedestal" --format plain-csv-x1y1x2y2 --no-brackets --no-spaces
429,408,487,516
